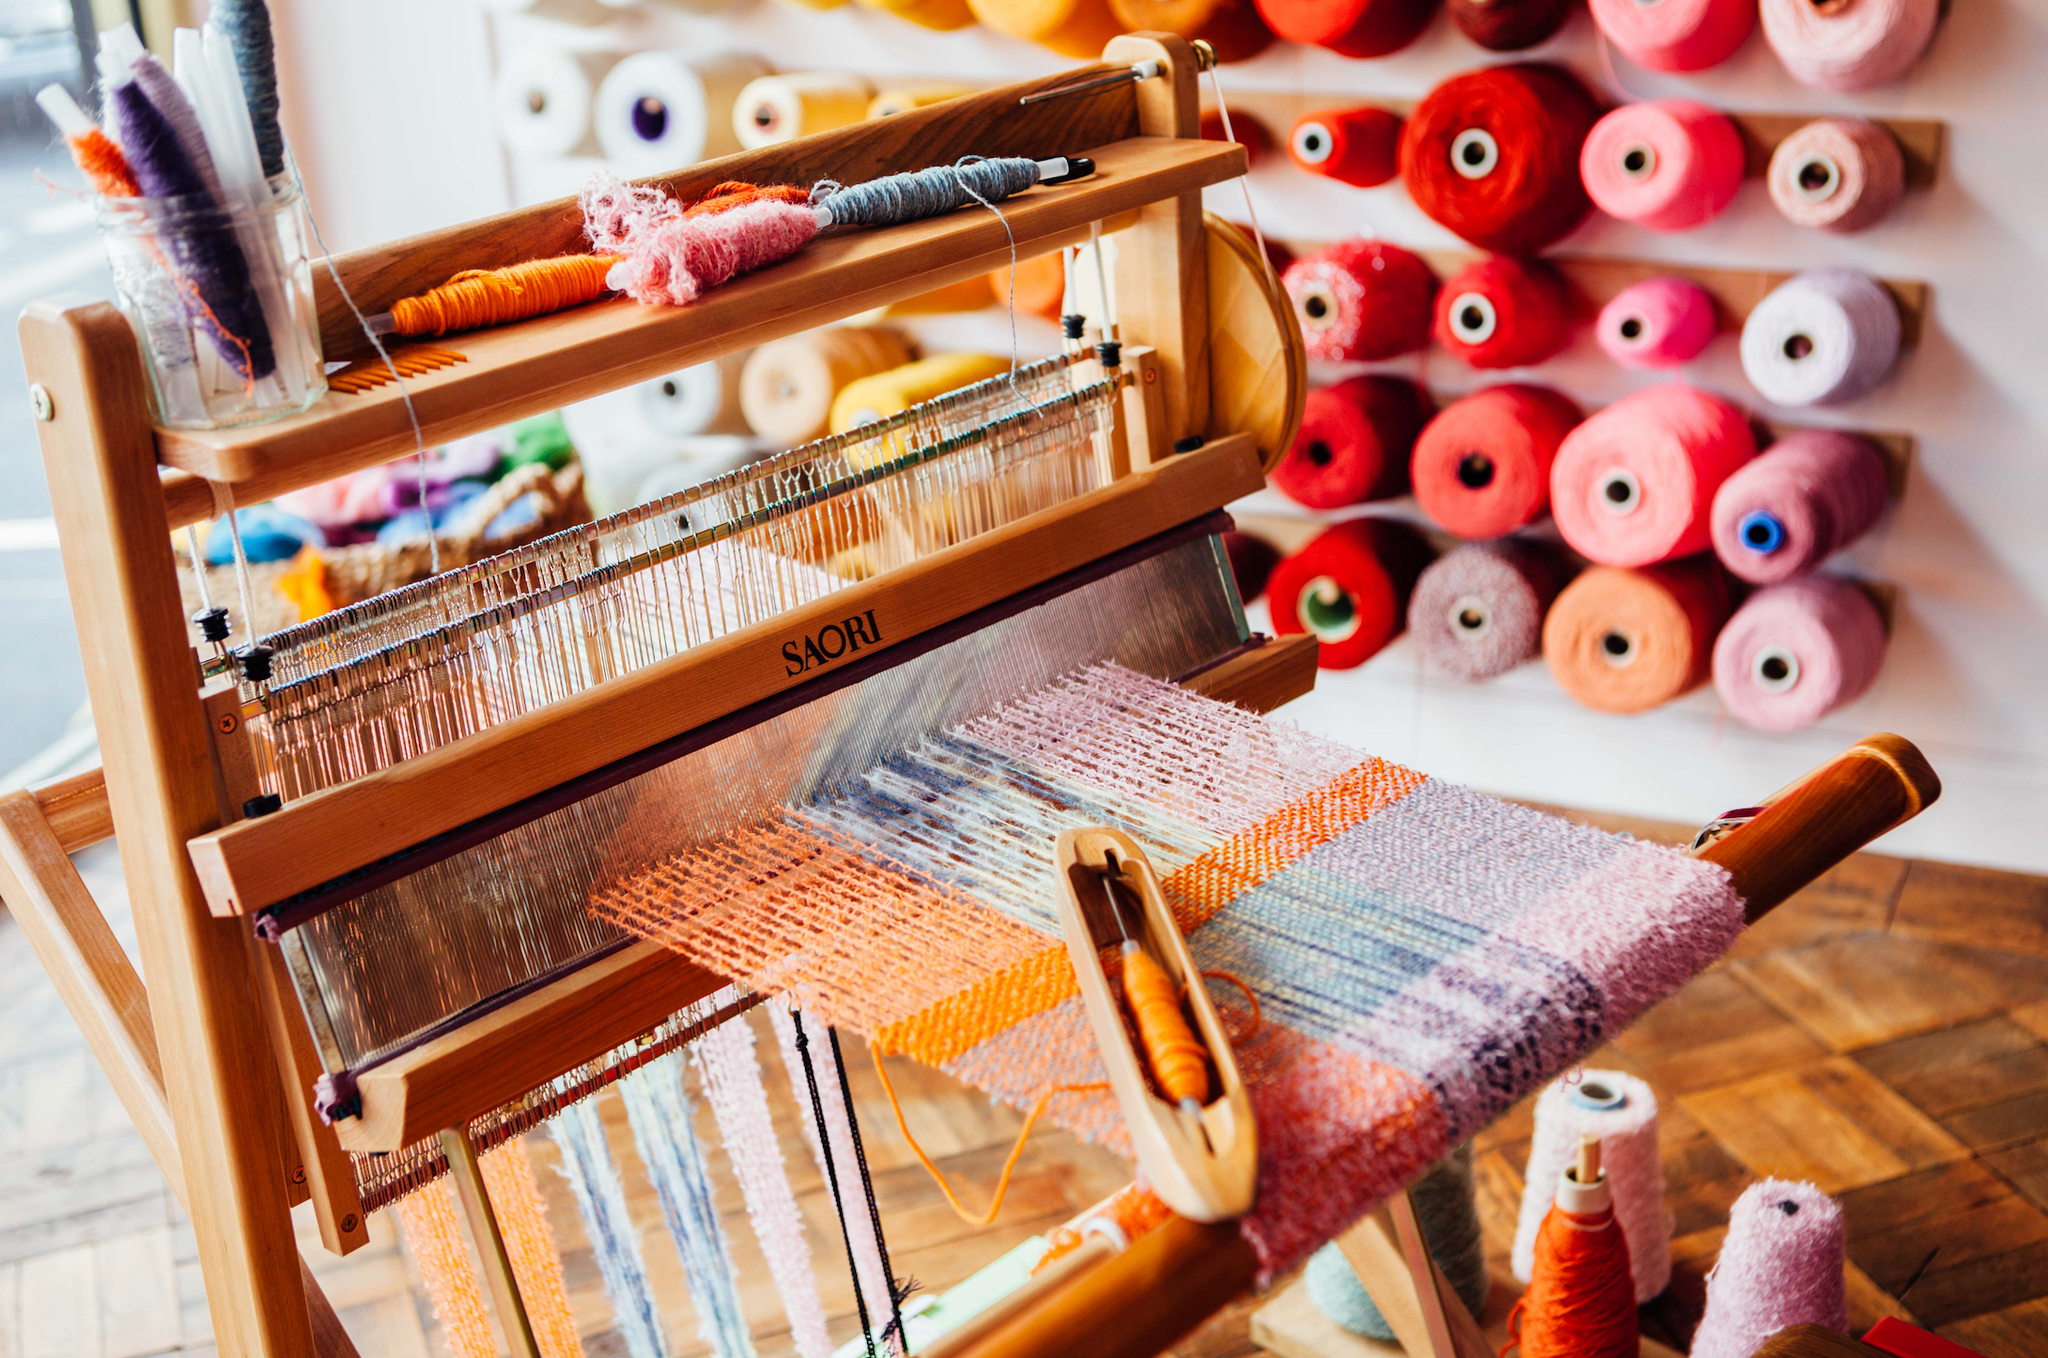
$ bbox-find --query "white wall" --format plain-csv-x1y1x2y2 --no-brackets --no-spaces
271,0,2048,871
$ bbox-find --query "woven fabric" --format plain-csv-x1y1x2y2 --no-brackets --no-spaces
592,664,1743,1280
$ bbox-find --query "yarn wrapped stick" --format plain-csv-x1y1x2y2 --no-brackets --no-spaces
1122,941,1212,1111
206,0,287,178
369,254,623,338
108,62,276,382
590,154,1094,308
35,86,140,198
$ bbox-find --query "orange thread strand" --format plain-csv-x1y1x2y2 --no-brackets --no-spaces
1201,969,1262,1043
388,253,621,337
870,1042,1105,1228
1123,945,1210,1106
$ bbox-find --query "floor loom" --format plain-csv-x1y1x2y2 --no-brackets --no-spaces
6,31,1938,1358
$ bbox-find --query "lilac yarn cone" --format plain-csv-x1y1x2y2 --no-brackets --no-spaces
1691,1179,1848,1358
1711,430,1889,585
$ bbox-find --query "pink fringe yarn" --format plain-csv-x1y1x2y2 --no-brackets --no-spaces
1691,1179,1849,1358
607,197,820,306
694,1013,834,1358
580,172,681,253
769,1001,895,1337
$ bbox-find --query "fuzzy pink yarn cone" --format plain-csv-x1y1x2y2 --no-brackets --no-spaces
1691,1179,1849,1358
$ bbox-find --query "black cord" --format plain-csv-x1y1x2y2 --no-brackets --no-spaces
791,1010,879,1358
828,1025,912,1356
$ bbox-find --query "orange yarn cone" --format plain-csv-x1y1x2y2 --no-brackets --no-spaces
1503,1143,1637,1358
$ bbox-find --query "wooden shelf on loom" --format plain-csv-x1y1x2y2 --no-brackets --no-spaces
330,628,1318,1153
152,134,1245,529
184,434,1268,919
1211,90,1945,188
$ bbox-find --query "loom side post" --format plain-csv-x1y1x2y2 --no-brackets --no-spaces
20,297,318,1358
0,788,362,1358
1106,33,1212,455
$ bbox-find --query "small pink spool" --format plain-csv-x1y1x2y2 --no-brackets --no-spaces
1581,101,1746,231
1693,1180,1850,1358
1590,0,1756,71
1713,577,1886,731
1551,383,1757,566
1767,118,1906,233
1710,429,1888,584
1598,278,1717,368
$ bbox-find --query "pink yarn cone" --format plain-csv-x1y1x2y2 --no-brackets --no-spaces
1551,384,1757,566
1581,101,1746,232
1590,0,1755,71
1598,278,1717,369
1710,429,1889,584
1713,577,1887,731
1692,1180,1849,1358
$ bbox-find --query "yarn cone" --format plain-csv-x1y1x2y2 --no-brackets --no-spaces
1691,1179,1848,1358
1506,1146,1637,1358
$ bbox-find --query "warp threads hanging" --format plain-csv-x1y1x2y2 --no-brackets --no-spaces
620,1053,756,1358
551,1098,672,1358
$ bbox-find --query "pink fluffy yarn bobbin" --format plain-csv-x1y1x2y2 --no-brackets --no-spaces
1691,1179,1850,1358
1597,278,1718,369
1713,577,1887,731
1581,100,1746,231
606,198,820,306
1589,0,1755,71
1709,429,1889,584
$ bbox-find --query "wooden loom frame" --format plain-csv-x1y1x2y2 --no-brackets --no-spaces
8,27,1938,1358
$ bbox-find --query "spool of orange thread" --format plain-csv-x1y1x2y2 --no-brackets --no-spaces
1289,106,1404,188
1543,558,1730,713
1115,0,1277,61
987,253,1067,320
1122,943,1211,1108
969,0,1125,56
1269,518,1436,669
1411,384,1581,539
1506,1139,1639,1358
1434,256,1576,369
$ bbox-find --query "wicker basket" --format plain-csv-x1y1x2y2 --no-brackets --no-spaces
178,459,591,649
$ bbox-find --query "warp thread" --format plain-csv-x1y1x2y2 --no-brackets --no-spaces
1740,269,1902,407
1273,375,1434,509
1448,0,1571,50
1544,559,1732,713
1400,64,1603,254
1511,1071,1670,1302
1551,384,1757,567
1761,0,1941,91
1713,576,1888,731
205,0,286,177
1690,1180,1849,1358
1268,518,1436,670
1283,239,1438,361
1288,106,1403,187
395,1177,499,1358
1411,383,1582,538
1255,0,1439,57
1580,100,1745,232
1597,277,1718,369
620,1054,756,1358
551,1098,672,1358
1590,0,1755,71
1767,118,1906,233
1434,256,1576,369
1304,1144,1489,1340
1710,429,1889,584
1408,539,1568,680
771,1004,901,1355
693,1013,834,1358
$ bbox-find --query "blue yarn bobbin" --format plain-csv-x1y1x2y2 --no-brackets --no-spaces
1737,509,1787,556
1302,1143,1491,1341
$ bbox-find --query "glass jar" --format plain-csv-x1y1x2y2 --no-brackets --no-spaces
94,172,326,429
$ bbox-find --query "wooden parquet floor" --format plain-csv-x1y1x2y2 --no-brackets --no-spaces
2,812,2046,1358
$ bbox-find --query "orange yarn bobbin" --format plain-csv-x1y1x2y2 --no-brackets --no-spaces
1122,943,1211,1106
387,253,622,338
1503,1202,1638,1358
71,130,140,198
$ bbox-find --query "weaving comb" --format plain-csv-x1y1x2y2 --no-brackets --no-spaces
1056,825,1256,1223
